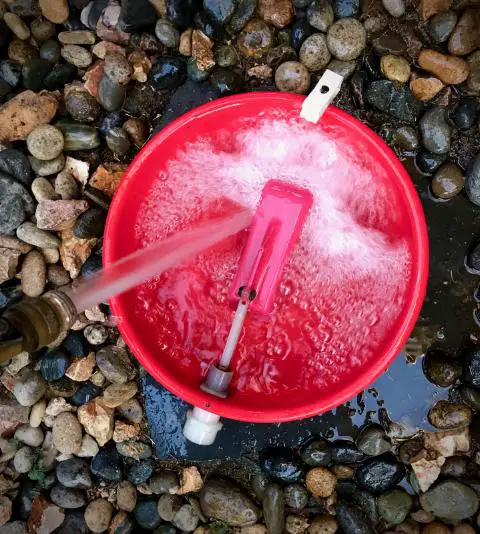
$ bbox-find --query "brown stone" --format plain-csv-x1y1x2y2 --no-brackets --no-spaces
89,163,127,197
448,9,480,56
305,468,337,498
237,19,274,58
431,163,465,199
52,412,83,454
308,515,338,534
257,0,294,28
0,91,58,142
103,382,138,408
35,199,89,231
179,28,193,56
0,248,21,284
21,250,46,298
113,420,140,442
128,50,152,83
0,392,29,437
428,400,472,429
39,0,69,23
28,496,65,534
419,0,452,20
192,30,215,71
0,236,32,253
247,65,273,78
423,427,470,456
59,227,96,279
418,49,469,84
83,61,104,100
422,522,452,534
92,41,125,59
66,352,95,381
78,397,114,446
178,466,203,494
410,75,445,101
467,50,480,92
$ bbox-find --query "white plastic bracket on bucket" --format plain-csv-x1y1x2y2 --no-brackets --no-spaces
183,406,223,445
300,69,344,124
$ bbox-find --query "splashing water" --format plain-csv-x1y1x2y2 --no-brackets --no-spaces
134,115,412,399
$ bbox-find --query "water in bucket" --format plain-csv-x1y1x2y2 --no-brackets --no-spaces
132,113,412,404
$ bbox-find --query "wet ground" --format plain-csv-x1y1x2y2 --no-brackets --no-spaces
144,85,480,461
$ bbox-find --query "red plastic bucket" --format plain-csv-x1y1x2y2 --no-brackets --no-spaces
104,93,429,423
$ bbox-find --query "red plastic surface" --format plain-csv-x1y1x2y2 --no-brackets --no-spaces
104,93,429,423
228,180,313,316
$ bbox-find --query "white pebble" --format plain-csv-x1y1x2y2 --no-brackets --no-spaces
30,399,47,428
381,0,405,17
14,424,44,447
84,325,108,345
76,434,99,457
14,446,34,473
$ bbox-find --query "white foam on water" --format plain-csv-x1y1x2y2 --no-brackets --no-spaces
134,116,412,397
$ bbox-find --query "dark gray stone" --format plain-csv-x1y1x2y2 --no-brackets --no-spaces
40,351,69,382
126,459,154,484
91,446,122,482
228,0,257,33
260,447,303,483
22,58,50,91
71,383,103,406
149,57,187,90
263,484,284,534
0,148,32,187
74,207,107,239
55,511,89,534
118,0,157,31
466,154,480,207
366,80,423,123
331,440,365,464
420,107,451,155
50,484,86,509
135,500,162,529
43,63,77,91
0,59,21,87
419,481,479,522
203,0,236,25
56,458,93,489
0,174,34,236
336,501,375,534
429,10,457,43
301,438,332,466
98,74,126,112
355,454,405,494
356,426,391,456
55,122,100,151
167,0,202,29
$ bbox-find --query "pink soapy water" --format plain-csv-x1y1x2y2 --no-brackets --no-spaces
134,115,412,398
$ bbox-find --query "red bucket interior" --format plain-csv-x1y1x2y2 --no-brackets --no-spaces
104,93,428,423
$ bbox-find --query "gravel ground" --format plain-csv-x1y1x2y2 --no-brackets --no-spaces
0,0,479,532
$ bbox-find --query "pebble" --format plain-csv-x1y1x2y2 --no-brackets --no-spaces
209,68,244,95
96,345,134,384
30,399,46,428
31,19,56,41
49,377,79,398
410,76,444,102
291,19,314,52
52,412,82,454
382,0,405,16
106,127,131,154
56,511,88,534
54,171,79,200
20,250,46,297
204,0,236,24
416,151,448,175
336,501,375,534
377,489,413,525
419,481,479,523
104,51,132,85
50,485,86,509
431,163,465,199
299,34,331,72
441,456,468,478
418,49,469,85
172,504,199,531
275,61,310,93
355,454,405,493
97,74,127,112
127,459,154,485
84,499,113,533
26,125,64,161
44,63,77,91
334,0,359,17
149,57,187,89
65,87,100,123
380,55,411,83
452,97,479,130
301,438,332,466
331,440,365,464
22,58,52,91
149,471,180,494
423,349,462,385
40,350,70,381
73,207,106,239
306,467,337,498
56,458,92,489
356,425,392,456
199,478,260,526
466,154,480,207
117,481,137,512
57,122,100,151
4,13,30,40
83,324,107,345
429,11,457,43
116,440,152,460
367,80,423,122
327,18,366,61
428,400,472,429
13,446,34,473
462,346,480,388
395,126,419,151
467,51,480,92
13,369,46,407
91,446,122,481
135,500,162,529
7,40,38,65
39,0,69,23
237,19,274,58
460,385,480,410
307,0,335,31
14,424,43,447
58,31,96,45
448,9,480,56
157,494,182,521
284,484,308,509
61,45,92,68
123,117,148,147
30,154,65,178
0,148,32,187
260,447,303,483
263,484,284,534
39,40,61,63
420,107,451,155
372,31,407,56
103,382,137,408
308,515,339,534
155,19,180,48
327,59,356,78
